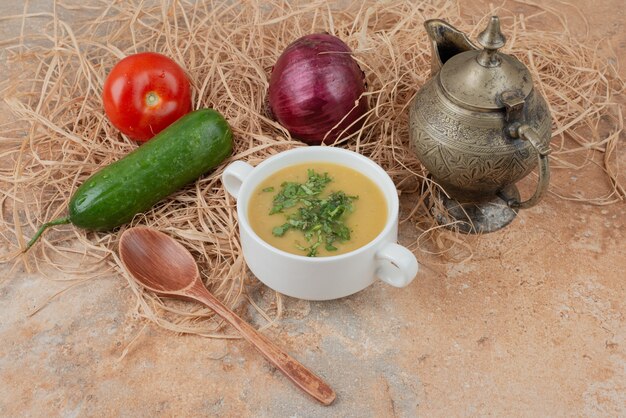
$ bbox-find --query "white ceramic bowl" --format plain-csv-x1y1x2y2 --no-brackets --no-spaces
222,147,418,300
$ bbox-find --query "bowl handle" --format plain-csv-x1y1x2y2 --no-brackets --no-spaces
375,243,419,288
222,161,254,200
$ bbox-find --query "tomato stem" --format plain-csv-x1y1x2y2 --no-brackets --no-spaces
145,91,160,107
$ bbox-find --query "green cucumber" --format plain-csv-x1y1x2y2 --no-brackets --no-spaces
26,108,233,250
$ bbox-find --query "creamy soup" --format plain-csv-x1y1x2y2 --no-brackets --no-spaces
248,162,387,257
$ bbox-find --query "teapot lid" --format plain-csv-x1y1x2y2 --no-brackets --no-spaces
439,16,533,110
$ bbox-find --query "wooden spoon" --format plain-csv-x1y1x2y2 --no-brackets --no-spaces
118,226,335,406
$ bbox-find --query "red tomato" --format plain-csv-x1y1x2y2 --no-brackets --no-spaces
102,52,192,142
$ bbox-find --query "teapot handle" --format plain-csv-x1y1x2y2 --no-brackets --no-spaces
500,124,551,210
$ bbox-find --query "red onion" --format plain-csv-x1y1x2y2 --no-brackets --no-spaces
268,33,368,145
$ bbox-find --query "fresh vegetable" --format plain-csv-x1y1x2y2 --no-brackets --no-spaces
267,33,368,145
267,169,357,257
25,109,232,250
103,52,192,142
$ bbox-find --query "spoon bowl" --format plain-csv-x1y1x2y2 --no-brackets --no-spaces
119,226,335,405
119,227,197,293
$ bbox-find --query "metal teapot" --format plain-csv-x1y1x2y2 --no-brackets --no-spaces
409,16,551,233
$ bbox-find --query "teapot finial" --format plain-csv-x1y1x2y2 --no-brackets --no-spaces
476,16,506,67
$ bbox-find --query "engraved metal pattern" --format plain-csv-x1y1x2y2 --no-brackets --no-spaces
409,77,551,199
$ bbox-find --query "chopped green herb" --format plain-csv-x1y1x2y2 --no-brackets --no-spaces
272,224,288,236
262,186,274,192
268,169,357,257
269,169,331,215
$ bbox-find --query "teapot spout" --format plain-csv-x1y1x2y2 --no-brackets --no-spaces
425,19,478,75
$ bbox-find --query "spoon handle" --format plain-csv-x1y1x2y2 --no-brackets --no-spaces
189,285,336,405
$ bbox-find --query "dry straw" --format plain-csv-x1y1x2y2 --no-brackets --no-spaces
0,0,623,338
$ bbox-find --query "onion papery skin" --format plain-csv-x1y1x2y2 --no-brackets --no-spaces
268,33,368,145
